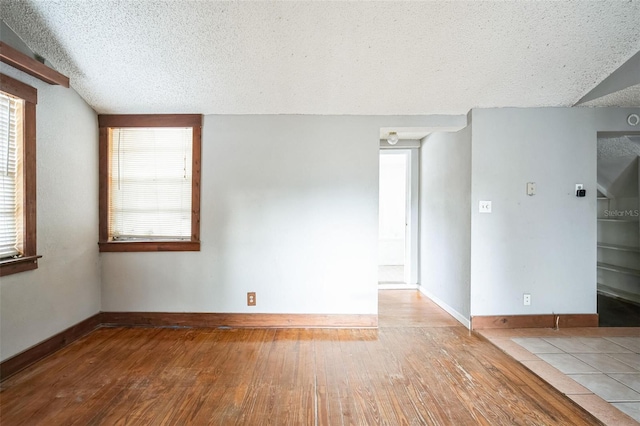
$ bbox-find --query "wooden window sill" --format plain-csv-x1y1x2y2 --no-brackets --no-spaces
98,241,200,252
0,255,41,277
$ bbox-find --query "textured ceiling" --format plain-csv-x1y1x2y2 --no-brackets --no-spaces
2,0,639,115
598,135,640,160
581,84,640,108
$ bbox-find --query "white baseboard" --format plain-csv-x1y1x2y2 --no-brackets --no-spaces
418,285,471,329
378,283,419,290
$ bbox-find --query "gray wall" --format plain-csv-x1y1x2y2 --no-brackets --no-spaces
0,64,101,361
101,115,379,314
419,126,472,326
100,115,463,315
2,48,636,358
470,107,640,317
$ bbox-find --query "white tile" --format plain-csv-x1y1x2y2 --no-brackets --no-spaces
605,337,640,353
536,353,599,374
612,402,640,423
610,374,640,393
512,338,564,354
576,337,634,354
610,353,640,370
574,354,639,373
543,337,601,353
570,374,640,402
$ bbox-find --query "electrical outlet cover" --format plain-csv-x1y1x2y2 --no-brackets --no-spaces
247,292,256,306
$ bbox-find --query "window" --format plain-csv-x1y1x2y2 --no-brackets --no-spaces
98,114,202,252
0,74,39,276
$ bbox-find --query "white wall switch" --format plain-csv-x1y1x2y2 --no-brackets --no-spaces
527,182,536,196
523,293,531,306
479,200,492,213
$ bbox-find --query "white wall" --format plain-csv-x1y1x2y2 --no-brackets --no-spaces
419,126,472,325
101,115,384,314
470,107,640,317
0,65,101,361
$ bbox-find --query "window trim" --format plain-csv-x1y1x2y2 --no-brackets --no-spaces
98,114,202,252
0,73,39,276
0,42,69,87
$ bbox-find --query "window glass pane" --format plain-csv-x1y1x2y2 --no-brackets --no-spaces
0,92,23,258
109,127,193,239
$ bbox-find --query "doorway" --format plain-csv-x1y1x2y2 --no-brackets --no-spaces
378,149,418,288
596,132,640,326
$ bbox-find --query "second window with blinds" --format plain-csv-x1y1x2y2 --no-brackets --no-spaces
98,115,202,252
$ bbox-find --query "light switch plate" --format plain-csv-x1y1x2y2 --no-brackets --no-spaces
479,200,492,213
527,182,536,196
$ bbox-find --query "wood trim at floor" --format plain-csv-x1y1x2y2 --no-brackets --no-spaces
556,314,599,328
471,314,598,330
101,312,378,329
0,311,377,382
3,311,596,382
0,313,102,381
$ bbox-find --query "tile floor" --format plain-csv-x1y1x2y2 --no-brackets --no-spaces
514,336,640,422
479,328,640,426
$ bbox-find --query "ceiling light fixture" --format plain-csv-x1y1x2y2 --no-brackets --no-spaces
387,132,399,145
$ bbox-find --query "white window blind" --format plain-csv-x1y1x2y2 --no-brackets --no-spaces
0,92,23,259
109,127,193,240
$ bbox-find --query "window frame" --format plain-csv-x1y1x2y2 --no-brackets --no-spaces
0,73,39,276
98,114,202,252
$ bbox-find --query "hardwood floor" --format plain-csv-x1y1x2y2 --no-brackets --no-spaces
0,291,601,425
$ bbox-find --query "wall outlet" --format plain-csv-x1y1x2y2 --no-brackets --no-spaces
247,292,256,306
523,293,531,306
479,200,492,213
575,184,583,191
